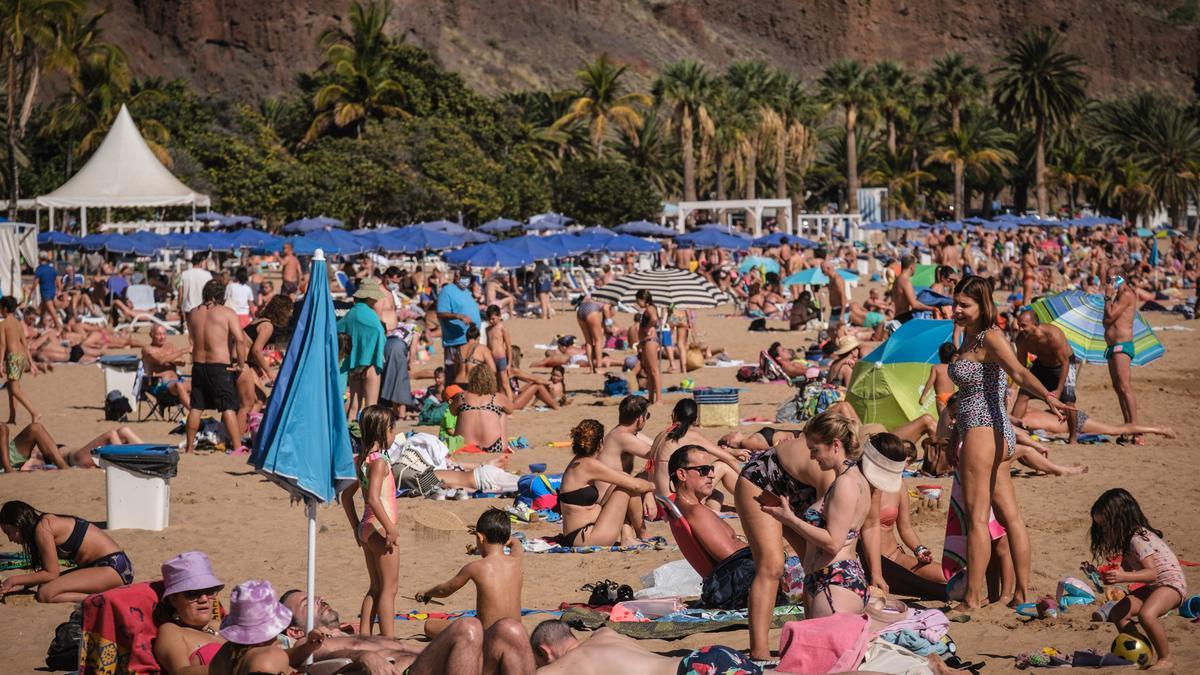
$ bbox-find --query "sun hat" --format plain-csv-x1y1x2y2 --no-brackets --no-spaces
834,335,861,356
161,551,224,598
859,436,905,493
220,580,292,645
353,278,386,300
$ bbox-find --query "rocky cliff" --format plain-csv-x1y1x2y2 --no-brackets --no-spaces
102,0,1199,99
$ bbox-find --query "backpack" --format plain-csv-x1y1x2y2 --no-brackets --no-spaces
602,375,629,397
104,390,132,422
417,398,449,426
45,604,83,671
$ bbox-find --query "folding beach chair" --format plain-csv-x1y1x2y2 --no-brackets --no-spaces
133,361,184,422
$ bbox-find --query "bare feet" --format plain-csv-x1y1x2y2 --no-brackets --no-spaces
1160,427,1176,439
1150,657,1174,670
1060,464,1088,476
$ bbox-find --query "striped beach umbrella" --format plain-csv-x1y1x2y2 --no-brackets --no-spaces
591,269,730,308
1032,291,1164,366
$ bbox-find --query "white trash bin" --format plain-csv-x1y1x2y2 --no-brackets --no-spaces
98,354,140,403
95,445,178,531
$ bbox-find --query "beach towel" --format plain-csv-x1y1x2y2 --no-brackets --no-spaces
778,613,871,674
943,472,1007,580
559,605,803,640
523,535,675,554
0,551,74,571
396,608,561,621
79,581,163,675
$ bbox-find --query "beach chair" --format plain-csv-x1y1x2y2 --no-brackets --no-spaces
133,361,184,422
334,270,355,298
115,284,178,334
759,350,793,384
654,494,716,578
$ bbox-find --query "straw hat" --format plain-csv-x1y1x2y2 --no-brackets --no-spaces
353,278,386,300
834,335,860,356
161,551,224,598
220,580,292,645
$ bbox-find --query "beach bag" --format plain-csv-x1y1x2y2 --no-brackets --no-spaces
104,391,132,421
685,349,705,372
418,398,449,426
516,473,560,510
736,365,761,383
391,446,441,497
45,604,82,671
603,375,629,397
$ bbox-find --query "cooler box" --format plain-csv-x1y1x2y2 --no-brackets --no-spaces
98,354,140,402
94,444,179,531
695,388,739,427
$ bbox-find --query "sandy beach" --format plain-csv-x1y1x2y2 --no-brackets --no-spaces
1,292,1197,673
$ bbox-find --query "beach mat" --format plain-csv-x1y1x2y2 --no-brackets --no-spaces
560,605,804,640
396,608,561,621
523,535,675,554
0,552,74,571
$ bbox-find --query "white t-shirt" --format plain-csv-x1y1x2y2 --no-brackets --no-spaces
225,282,255,315
179,267,213,314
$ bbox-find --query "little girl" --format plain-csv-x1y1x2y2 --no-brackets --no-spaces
341,405,400,638
1090,488,1185,670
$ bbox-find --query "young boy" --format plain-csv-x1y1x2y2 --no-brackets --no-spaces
415,508,524,637
485,305,512,399
0,296,39,423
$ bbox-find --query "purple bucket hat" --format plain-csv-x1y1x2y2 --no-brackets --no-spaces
220,580,293,645
161,551,224,598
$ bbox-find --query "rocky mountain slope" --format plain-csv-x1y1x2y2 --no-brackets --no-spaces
102,0,1199,99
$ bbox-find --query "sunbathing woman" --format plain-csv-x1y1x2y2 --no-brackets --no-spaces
0,422,144,472
646,399,748,513
456,366,511,453
153,551,227,673
503,347,566,411
1018,409,1174,441
558,420,655,548
719,427,802,452
0,500,133,602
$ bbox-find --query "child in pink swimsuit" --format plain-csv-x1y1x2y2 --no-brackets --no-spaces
1090,488,1185,670
341,405,400,638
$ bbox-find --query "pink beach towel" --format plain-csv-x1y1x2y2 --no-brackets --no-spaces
777,612,870,674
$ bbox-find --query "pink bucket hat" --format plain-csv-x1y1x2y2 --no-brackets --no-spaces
220,580,293,645
161,551,224,598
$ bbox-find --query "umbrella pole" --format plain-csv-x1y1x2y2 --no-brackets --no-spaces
305,499,317,647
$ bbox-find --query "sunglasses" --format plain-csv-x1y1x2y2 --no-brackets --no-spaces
682,464,716,477
182,586,221,601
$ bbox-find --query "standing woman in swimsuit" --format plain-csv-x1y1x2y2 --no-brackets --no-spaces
950,275,1072,610
0,500,133,603
575,297,611,375
557,420,655,548
1020,243,1037,304
454,324,494,386
760,410,872,618
635,290,662,404
734,427,834,662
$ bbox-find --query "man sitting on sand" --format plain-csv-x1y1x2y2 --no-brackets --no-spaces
142,324,192,410
599,395,655,532
529,620,760,674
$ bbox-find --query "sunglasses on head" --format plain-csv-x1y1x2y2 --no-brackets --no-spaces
682,464,716,477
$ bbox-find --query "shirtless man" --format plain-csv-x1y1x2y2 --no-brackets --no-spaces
1013,310,1076,441
485,273,516,317
279,243,301,297
939,234,962,271
1103,273,1139,443
374,271,399,332
891,255,937,325
820,257,847,324
672,244,694,271
141,324,192,410
599,395,655,534
185,280,248,453
0,296,38,423
530,620,758,675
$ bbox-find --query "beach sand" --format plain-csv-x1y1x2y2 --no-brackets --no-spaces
2,294,1197,673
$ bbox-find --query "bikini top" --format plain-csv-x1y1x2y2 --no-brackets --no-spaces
878,504,899,529
53,516,90,561
558,484,600,507
459,394,504,417
801,465,862,543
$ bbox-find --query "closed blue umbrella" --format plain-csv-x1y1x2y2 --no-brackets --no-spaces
283,216,342,233
479,218,522,234
676,229,751,250
443,242,533,268
250,250,355,634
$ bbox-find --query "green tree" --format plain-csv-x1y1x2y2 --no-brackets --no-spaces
554,53,651,157
618,111,678,199
993,27,1088,217
872,61,913,156
304,0,409,143
1,0,83,216
925,108,1016,214
863,150,932,219
553,157,659,226
769,72,822,204
723,61,778,200
818,59,874,213
923,53,986,218
653,59,712,203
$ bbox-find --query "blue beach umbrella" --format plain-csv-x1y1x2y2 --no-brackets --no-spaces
676,229,751,250
78,232,118,251
578,226,617,237
376,227,460,254
501,235,566,260
603,234,661,253
697,223,753,239
443,242,534,268
738,256,781,275
526,212,573,231
416,220,469,236
283,216,342,233
614,220,678,237
308,229,368,256
782,267,858,287
460,230,495,243
101,233,159,257
752,232,818,248
479,218,522,234
194,210,228,224
250,250,355,634
38,231,80,247
847,319,954,429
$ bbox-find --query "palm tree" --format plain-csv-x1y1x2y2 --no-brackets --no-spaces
653,59,712,203
773,75,823,206
925,109,1016,213
863,149,932,219
304,0,408,143
618,111,678,198
724,61,778,200
993,27,1088,217
1048,140,1097,217
818,59,874,213
923,53,986,218
0,0,83,216
554,53,651,157
872,61,913,156
1102,160,1156,227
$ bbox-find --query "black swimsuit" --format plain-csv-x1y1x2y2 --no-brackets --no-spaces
557,483,602,547
53,516,136,585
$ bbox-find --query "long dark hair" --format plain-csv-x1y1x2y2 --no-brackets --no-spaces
666,398,698,442
1089,488,1162,561
0,501,47,569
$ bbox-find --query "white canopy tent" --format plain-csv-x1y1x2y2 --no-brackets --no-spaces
36,104,209,235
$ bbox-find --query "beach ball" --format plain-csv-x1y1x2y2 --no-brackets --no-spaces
1110,633,1153,669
